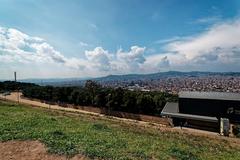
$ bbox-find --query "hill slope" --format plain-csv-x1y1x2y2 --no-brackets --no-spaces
0,101,240,159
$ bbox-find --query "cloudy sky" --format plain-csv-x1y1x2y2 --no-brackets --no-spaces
1,0,240,79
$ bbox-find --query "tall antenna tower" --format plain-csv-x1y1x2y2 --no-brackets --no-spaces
14,71,17,82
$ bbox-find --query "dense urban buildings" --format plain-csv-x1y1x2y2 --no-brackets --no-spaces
101,75,240,94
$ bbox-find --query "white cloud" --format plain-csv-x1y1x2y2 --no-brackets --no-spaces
167,19,240,60
89,23,98,30
79,41,88,47
194,16,221,24
145,19,240,72
1,18,240,78
85,47,112,71
116,46,146,71
142,54,172,73
0,26,148,77
83,46,147,73
154,36,182,44
0,26,84,70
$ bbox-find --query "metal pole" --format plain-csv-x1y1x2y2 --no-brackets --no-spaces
14,72,17,82
17,91,20,104
14,71,20,104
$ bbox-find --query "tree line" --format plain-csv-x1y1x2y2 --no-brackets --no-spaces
0,81,36,92
1,80,178,116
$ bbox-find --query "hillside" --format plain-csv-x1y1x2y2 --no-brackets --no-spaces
0,100,240,160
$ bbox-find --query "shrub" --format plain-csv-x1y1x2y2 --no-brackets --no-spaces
233,125,240,138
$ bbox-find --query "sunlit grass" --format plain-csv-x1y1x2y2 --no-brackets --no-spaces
0,101,239,160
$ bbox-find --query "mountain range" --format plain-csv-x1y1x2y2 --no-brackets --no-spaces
15,71,240,86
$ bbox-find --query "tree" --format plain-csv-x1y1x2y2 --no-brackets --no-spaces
122,91,137,113
153,94,164,114
136,93,154,114
19,81,179,116
85,80,101,105
69,89,80,105
106,87,123,111
94,90,107,107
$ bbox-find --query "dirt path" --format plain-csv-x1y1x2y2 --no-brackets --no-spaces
0,141,87,160
0,92,101,117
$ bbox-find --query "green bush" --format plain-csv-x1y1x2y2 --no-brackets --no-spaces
233,125,240,137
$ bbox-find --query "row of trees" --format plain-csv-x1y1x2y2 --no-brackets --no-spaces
0,80,178,116
0,81,36,92
22,80,178,116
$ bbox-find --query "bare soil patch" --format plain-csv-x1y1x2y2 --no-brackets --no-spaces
0,141,87,160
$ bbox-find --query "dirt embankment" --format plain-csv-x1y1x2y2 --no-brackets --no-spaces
0,141,87,160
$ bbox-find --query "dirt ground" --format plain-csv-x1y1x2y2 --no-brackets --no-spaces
0,141,87,160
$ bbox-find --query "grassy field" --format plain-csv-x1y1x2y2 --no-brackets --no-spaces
0,101,240,160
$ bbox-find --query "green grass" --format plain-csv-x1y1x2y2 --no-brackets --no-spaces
0,101,240,160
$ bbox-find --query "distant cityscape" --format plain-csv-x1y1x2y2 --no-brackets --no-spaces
101,75,240,94
15,71,240,94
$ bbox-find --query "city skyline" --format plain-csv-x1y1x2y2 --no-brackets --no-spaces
1,0,240,79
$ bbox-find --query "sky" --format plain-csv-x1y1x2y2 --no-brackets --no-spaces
1,0,240,79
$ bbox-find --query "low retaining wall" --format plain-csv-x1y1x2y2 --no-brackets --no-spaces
62,104,170,126
72,105,170,125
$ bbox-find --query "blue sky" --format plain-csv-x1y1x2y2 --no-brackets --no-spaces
1,0,240,79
